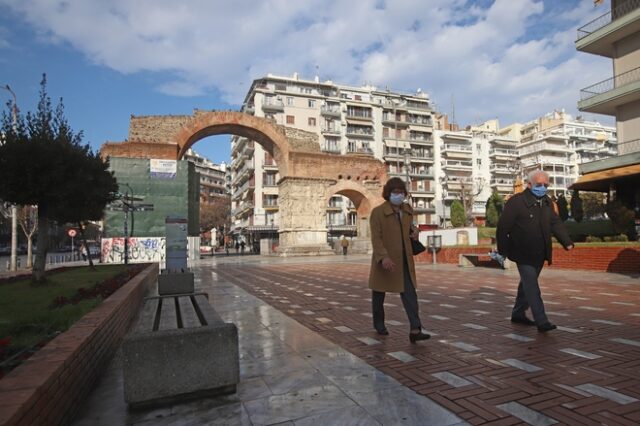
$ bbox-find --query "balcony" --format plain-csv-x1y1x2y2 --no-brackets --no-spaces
412,205,436,213
579,66,640,115
576,0,640,57
442,144,472,159
347,147,374,156
345,127,374,138
490,178,515,190
490,164,514,174
321,126,341,136
320,105,341,118
262,99,285,112
488,148,518,158
442,160,473,170
322,145,341,154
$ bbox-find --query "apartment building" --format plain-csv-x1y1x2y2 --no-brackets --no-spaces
573,0,640,226
231,73,437,242
518,111,617,196
183,148,230,205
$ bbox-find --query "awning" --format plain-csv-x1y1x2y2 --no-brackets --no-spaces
245,225,278,232
570,163,640,192
384,140,411,149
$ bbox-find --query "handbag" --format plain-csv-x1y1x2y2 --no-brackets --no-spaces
411,238,426,255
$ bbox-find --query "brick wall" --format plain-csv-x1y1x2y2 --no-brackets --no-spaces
0,264,159,426
129,115,192,144
415,245,640,274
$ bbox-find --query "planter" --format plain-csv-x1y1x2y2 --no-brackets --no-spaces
0,263,158,426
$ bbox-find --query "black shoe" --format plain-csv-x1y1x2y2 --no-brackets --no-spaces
409,331,431,343
511,316,536,326
376,328,389,335
537,322,557,332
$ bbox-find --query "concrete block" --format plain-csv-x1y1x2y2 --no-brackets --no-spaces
123,294,239,407
157,271,194,295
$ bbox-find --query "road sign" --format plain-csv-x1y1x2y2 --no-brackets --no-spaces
67,229,77,238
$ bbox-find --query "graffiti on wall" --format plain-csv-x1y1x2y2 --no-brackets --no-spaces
101,237,166,264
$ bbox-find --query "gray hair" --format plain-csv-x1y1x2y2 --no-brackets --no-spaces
527,169,549,183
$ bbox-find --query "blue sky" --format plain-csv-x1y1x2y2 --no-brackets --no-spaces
0,0,613,164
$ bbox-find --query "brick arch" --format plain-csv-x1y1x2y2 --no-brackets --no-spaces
325,179,383,218
175,111,294,175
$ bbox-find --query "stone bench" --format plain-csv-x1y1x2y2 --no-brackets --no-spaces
459,253,512,270
123,293,239,407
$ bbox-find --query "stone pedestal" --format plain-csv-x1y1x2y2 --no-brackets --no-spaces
276,177,334,256
158,271,195,295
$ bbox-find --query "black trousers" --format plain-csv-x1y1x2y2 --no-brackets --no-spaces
513,263,548,325
372,256,422,331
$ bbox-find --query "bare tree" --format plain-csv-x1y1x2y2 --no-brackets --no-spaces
17,205,37,267
460,177,485,226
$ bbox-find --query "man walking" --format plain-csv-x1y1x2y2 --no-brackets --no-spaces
341,236,349,256
497,170,574,332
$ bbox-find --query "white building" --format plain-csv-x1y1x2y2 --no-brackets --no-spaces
231,73,437,241
518,111,617,196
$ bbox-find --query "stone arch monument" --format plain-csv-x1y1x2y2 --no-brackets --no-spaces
101,110,387,256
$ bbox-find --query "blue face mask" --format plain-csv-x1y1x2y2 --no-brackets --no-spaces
531,184,547,198
389,193,405,205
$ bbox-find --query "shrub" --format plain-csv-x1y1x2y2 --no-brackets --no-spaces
585,235,602,242
603,234,629,242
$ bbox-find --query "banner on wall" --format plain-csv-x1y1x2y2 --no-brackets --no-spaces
150,159,177,179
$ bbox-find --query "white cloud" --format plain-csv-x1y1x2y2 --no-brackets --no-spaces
0,0,615,126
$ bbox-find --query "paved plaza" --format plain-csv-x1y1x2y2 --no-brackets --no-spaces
74,255,640,425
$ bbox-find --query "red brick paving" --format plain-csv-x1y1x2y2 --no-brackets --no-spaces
216,261,640,425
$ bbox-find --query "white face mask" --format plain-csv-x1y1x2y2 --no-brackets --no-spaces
389,193,405,205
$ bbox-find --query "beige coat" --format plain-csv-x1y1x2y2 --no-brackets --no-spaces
368,201,418,293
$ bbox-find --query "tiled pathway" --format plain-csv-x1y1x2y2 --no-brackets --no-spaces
215,258,640,425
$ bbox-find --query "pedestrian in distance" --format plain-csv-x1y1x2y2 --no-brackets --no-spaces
497,170,574,333
368,177,430,344
341,236,349,256
80,243,88,262
235,241,240,254
240,240,246,255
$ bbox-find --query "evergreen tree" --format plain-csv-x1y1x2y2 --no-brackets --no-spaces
485,202,499,228
484,191,504,227
556,194,569,221
0,75,118,281
570,190,584,223
450,200,466,227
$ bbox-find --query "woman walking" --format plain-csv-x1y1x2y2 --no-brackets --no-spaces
369,177,430,343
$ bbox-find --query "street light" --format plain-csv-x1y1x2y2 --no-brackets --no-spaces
2,84,18,272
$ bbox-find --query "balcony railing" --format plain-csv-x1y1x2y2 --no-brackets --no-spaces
580,65,640,102
576,0,640,40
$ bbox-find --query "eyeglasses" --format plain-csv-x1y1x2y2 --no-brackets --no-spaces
534,183,549,188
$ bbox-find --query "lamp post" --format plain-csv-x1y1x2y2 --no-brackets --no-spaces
2,84,18,272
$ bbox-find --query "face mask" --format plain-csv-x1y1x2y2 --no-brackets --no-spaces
389,193,405,205
531,184,547,198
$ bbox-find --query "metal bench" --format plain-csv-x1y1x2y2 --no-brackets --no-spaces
459,253,512,269
123,293,239,407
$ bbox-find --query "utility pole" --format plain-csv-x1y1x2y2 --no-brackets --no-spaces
108,184,153,265
2,85,18,271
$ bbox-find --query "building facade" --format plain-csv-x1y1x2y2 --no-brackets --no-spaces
573,0,640,234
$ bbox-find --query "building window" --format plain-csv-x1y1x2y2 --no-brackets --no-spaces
354,95,362,101
383,127,389,137
286,115,295,124
308,99,316,108
286,97,294,106
308,117,316,126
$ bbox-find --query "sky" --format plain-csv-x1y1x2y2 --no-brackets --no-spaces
0,0,614,165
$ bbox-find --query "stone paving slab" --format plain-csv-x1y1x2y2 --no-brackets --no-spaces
213,257,640,425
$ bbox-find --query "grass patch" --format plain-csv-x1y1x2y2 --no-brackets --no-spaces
477,227,496,240
0,265,128,353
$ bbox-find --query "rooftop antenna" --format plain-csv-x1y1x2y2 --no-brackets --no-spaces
450,93,456,127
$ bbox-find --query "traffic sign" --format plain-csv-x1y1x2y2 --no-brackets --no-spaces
68,229,77,238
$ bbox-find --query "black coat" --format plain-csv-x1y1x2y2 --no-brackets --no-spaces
497,189,573,266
